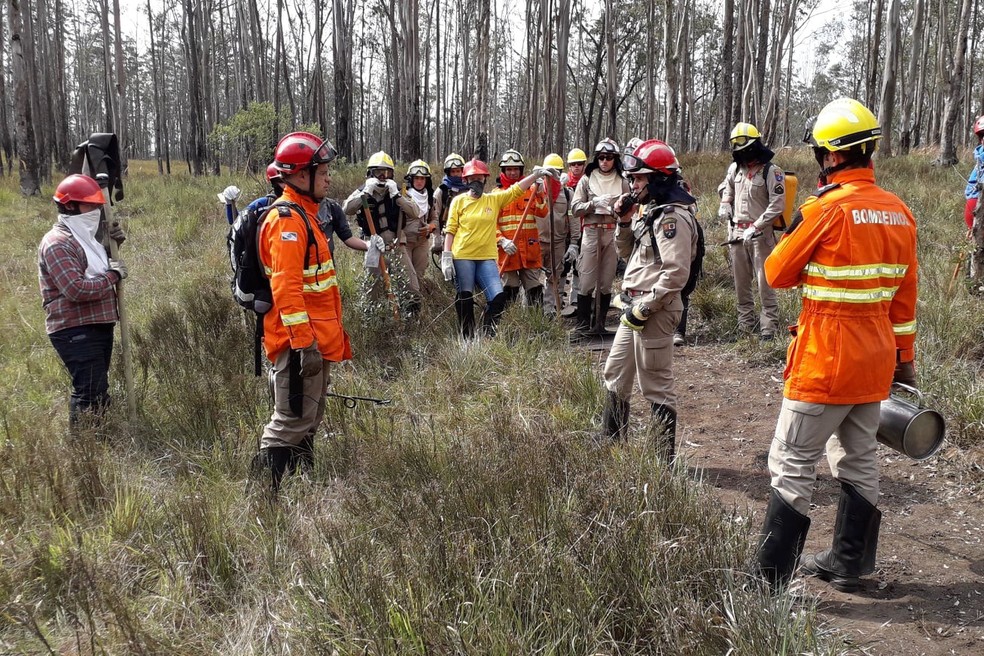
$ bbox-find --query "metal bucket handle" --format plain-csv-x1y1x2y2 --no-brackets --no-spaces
891,382,925,406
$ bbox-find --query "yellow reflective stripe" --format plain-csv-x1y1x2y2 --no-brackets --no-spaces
281,311,309,326
801,284,898,303
303,277,339,293
804,262,908,280
304,261,336,277
893,320,917,335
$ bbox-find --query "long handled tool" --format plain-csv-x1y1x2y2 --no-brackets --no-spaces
948,227,974,295
70,133,137,421
360,197,400,321
497,190,538,276
545,181,562,314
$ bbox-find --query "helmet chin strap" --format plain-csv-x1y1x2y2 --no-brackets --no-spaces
283,167,321,201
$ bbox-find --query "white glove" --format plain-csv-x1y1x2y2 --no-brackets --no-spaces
498,237,518,255
532,166,559,180
363,178,381,195
742,226,758,242
441,251,455,281
108,258,128,280
718,205,732,221
593,195,613,214
385,179,400,198
217,185,241,204
369,234,385,252
564,244,579,263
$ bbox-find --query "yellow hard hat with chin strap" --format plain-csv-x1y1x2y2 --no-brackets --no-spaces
367,151,395,170
729,122,761,150
566,148,587,164
810,98,881,153
542,153,564,170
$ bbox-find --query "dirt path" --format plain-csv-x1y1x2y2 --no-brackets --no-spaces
635,342,984,655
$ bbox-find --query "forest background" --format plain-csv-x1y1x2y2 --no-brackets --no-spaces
3,0,984,190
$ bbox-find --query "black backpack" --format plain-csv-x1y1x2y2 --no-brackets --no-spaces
227,198,315,374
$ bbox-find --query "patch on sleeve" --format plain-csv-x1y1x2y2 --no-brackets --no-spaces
775,170,784,182
281,231,299,242
660,216,677,239
774,184,784,195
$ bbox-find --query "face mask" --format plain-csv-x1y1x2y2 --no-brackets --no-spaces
468,180,485,197
64,208,103,238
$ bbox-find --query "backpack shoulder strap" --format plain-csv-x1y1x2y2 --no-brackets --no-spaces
270,201,317,268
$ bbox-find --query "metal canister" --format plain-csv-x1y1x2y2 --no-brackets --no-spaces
876,383,945,460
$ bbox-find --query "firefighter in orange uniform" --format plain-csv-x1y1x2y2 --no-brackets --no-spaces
755,99,918,592
255,131,352,493
495,149,550,307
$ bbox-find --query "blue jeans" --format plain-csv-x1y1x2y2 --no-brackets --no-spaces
49,323,115,426
453,259,503,300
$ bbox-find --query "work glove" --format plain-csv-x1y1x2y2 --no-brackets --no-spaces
109,220,126,245
717,205,732,221
363,178,381,195
108,258,128,281
364,235,384,274
620,304,649,331
217,185,241,204
298,342,323,377
532,165,559,180
564,243,579,263
385,179,400,198
893,360,917,387
420,222,436,238
742,226,759,242
592,195,613,214
368,234,385,252
498,237,518,255
441,251,455,281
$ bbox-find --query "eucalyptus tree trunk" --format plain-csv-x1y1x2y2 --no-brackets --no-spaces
0,12,12,174
720,0,735,148
113,0,127,170
474,0,491,161
936,0,974,165
898,0,925,154
332,0,355,159
9,0,40,194
876,0,901,158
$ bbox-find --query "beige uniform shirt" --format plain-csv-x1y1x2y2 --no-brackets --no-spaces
719,162,786,239
615,202,697,315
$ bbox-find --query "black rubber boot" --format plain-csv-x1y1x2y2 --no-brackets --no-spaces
573,293,594,334
756,488,812,590
295,434,315,475
593,293,613,334
601,389,630,441
799,480,881,592
455,291,475,339
651,404,678,462
482,292,508,336
503,285,520,307
676,303,689,338
252,446,295,496
526,285,544,309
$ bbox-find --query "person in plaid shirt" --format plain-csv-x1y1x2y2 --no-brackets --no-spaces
38,174,127,428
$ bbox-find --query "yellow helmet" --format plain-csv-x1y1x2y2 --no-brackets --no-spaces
810,98,881,152
499,149,525,169
566,148,587,164
366,151,395,171
542,153,564,170
729,122,761,150
407,159,431,177
443,153,465,171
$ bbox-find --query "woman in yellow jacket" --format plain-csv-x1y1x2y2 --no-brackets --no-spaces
441,159,554,337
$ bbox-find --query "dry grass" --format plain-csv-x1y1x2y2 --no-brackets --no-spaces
4,149,979,653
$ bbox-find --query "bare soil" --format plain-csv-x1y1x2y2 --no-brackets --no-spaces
609,340,984,656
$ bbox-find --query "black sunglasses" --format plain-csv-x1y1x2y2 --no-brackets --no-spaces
597,155,616,161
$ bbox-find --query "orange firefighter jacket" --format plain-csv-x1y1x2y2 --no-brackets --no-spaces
765,167,917,405
496,182,549,272
259,187,352,363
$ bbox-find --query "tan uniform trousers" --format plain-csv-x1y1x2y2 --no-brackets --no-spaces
577,225,617,296
403,237,430,285
603,302,682,408
261,348,330,449
768,398,881,515
502,267,543,290
729,225,779,335
371,230,420,297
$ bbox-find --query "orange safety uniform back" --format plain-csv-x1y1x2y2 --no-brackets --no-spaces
764,167,917,405
496,186,549,272
259,187,352,362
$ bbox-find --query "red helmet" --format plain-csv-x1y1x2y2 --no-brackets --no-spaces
623,140,680,175
272,132,337,174
462,158,490,178
53,174,106,205
974,115,984,138
266,162,282,182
